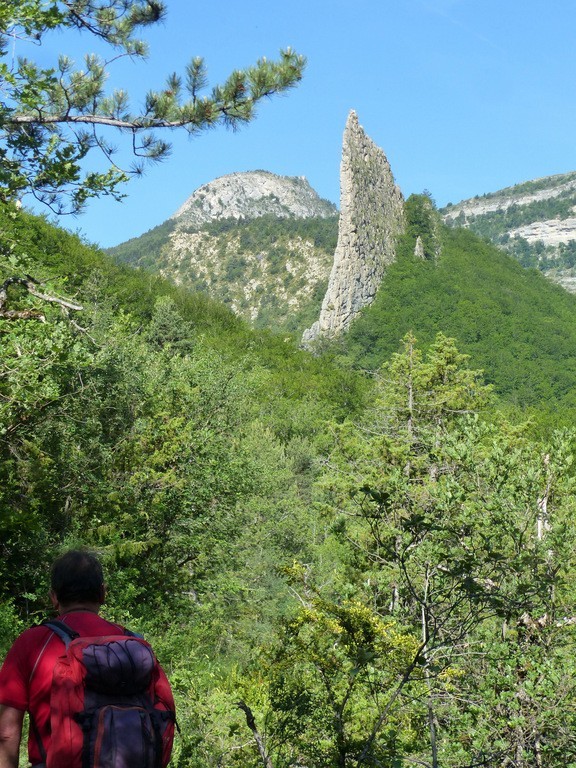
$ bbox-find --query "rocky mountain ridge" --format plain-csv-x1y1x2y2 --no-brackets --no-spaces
443,172,576,221
108,113,439,336
172,170,337,229
109,119,576,335
108,172,339,332
442,171,576,290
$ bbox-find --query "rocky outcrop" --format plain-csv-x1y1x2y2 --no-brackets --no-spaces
507,217,576,246
172,171,336,229
441,171,576,293
414,236,426,260
302,111,405,343
442,173,576,225
405,193,443,261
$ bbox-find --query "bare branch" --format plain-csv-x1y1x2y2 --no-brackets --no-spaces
235,701,275,768
0,276,83,320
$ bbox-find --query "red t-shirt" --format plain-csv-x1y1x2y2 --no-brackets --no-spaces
0,611,141,766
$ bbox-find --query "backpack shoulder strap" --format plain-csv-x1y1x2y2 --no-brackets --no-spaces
124,628,144,639
42,620,80,649
44,619,141,642
29,620,81,761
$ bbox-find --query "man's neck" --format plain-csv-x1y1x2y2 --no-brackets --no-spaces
58,602,102,615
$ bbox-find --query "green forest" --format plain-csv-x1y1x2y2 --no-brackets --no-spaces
107,213,338,334
3,196,576,767
4,5,576,764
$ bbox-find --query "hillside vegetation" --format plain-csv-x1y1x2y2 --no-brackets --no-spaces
3,203,576,766
341,200,576,423
108,213,339,333
442,172,576,288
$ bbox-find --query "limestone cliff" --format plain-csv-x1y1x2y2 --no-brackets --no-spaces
302,111,405,343
172,170,336,228
441,171,576,292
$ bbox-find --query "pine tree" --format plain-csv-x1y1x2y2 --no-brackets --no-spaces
315,333,576,766
1,1,305,213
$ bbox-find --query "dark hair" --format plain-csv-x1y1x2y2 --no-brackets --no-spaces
50,549,104,606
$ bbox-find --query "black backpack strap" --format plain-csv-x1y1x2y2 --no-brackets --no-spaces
124,627,144,639
42,620,80,649
29,711,47,765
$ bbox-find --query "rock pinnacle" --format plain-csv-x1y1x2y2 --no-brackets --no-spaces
302,111,405,343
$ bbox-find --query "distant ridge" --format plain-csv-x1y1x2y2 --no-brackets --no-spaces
171,170,337,230
441,171,576,291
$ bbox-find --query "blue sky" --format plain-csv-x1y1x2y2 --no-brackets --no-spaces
27,0,576,247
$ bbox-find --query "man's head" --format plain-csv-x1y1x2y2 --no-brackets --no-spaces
50,549,105,610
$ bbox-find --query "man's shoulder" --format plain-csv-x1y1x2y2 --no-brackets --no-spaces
10,624,53,652
13,614,122,640
59,612,125,637
8,614,125,654
0,624,54,696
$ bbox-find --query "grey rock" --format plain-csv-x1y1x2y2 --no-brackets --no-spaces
302,111,405,343
172,170,336,229
414,236,426,260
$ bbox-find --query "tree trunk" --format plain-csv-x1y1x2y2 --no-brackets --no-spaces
236,701,275,768
421,566,438,768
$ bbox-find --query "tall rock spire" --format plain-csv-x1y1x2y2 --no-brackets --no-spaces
302,111,405,343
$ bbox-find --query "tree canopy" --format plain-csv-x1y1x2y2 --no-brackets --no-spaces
0,0,306,213
3,204,576,765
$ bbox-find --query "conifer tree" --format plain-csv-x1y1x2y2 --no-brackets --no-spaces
315,333,576,767
1,0,305,213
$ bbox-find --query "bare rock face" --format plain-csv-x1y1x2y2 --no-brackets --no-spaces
302,111,405,343
441,171,576,292
414,236,426,260
507,217,576,247
172,170,336,228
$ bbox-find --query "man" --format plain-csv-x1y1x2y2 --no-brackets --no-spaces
0,549,175,768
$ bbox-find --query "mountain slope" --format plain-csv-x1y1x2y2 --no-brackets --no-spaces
8,199,576,424
343,220,576,417
107,172,338,333
441,172,576,291
0,203,364,417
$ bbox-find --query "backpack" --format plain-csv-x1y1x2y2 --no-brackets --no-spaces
36,620,175,768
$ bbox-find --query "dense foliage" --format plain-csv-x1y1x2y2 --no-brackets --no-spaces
106,219,178,270
3,201,576,767
342,217,576,425
311,335,576,767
